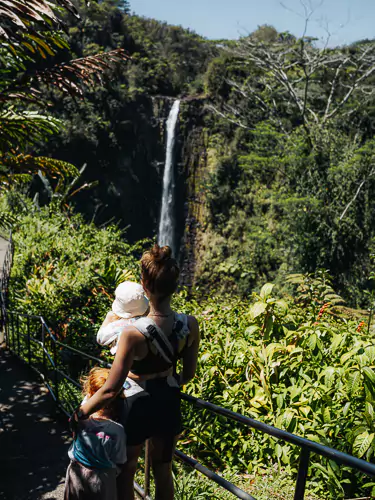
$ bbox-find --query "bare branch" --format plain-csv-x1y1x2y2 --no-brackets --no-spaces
206,104,253,130
339,169,375,221
326,63,375,121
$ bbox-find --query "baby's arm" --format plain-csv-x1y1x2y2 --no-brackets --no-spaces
97,311,121,346
101,311,120,329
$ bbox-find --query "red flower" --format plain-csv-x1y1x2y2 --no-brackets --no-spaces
316,302,330,322
356,321,365,332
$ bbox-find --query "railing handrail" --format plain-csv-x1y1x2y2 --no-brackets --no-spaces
6,306,375,478
2,233,375,500
181,394,375,477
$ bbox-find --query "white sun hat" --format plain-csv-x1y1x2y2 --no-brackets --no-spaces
112,281,149,319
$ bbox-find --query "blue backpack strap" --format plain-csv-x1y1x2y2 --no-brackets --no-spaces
133,317,174,365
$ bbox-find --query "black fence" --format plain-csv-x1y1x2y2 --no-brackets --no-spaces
2,234,375,500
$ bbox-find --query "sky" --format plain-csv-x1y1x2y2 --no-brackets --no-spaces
132,0,375,47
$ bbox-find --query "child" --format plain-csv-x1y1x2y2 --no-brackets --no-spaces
97,281,149,354
64,368,126,500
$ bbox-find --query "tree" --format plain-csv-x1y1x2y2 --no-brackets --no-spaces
0,0,130,186
230,36,375,135
207,4,375,144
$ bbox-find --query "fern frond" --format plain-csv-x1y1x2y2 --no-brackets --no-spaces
0,210,16,228
0,110,61,148
32,49,130,97
0,153,78,179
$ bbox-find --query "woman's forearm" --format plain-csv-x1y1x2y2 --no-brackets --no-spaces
79,330,138,418
80,385,120,417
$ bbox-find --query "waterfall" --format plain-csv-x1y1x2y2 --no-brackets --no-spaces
158,99,180,254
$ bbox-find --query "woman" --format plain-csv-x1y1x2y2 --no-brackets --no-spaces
72,244,200,500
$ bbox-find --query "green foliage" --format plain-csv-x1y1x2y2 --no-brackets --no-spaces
199,122,375,306
173,277,374,499
172,464,322,500
7,195,375,499
5,194,147,350
0,0,129,197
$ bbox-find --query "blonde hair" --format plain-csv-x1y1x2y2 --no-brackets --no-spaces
81,367,110,398
140,244,179,298
81,367,124,417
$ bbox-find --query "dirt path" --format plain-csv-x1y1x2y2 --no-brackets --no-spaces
0,348,70,500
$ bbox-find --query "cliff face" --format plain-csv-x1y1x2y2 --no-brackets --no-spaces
37,91,217,285
177,98,237,290
79,95,173,243
38,94,175,243
177,99,209,288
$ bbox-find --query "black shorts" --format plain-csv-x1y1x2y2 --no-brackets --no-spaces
123,378,182,448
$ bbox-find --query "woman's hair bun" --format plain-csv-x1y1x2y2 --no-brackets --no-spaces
150,244,172,262
141,244,179,297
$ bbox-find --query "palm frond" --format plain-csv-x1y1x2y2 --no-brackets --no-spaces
0,110,61,148
0,0,76,63
33,48,130,97
0,0,78,40
0,153,78,178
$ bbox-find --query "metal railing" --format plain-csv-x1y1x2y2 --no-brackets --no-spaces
2,234,375,500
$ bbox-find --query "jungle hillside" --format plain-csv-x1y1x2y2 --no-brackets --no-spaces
3,0,375,498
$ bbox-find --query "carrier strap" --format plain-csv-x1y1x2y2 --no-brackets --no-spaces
133,317,175,365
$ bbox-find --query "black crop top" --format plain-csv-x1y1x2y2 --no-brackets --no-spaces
130,314,190,376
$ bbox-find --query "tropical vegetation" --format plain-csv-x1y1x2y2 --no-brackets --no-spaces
4,192,374,499
2,1,375,499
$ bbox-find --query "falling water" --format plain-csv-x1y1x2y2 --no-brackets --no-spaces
158,99,180,254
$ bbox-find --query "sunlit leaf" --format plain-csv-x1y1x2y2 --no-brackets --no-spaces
353,432,374,458
260,282,274,299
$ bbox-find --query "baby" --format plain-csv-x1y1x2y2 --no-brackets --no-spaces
64,367,126,500
97,281,149,354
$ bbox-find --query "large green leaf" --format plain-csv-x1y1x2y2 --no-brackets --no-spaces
249,301,267,319
353,432,374,458
347,370,362,397
282,409,295,430
341,347,361,365
363,367,375,385
260,282,274,299
365,346,375,363
365,402,374,427
307,333,317,351
323,367,336,388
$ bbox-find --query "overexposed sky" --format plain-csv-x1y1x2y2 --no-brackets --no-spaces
132,0,374,46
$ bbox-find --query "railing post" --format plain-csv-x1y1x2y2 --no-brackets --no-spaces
11,312,15,352
53,337,59,406
294,448,310,500
16,314,20,356
42,321,46,375
0,302,5,346
27,316,31,366
4,306,8,349
144,439,151,498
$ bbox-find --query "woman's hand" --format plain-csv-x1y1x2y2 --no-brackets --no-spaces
69,406,88,439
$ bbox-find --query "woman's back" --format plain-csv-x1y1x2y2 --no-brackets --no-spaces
130,312,190,376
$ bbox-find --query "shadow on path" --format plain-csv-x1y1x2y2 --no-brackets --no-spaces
0,347,71,500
